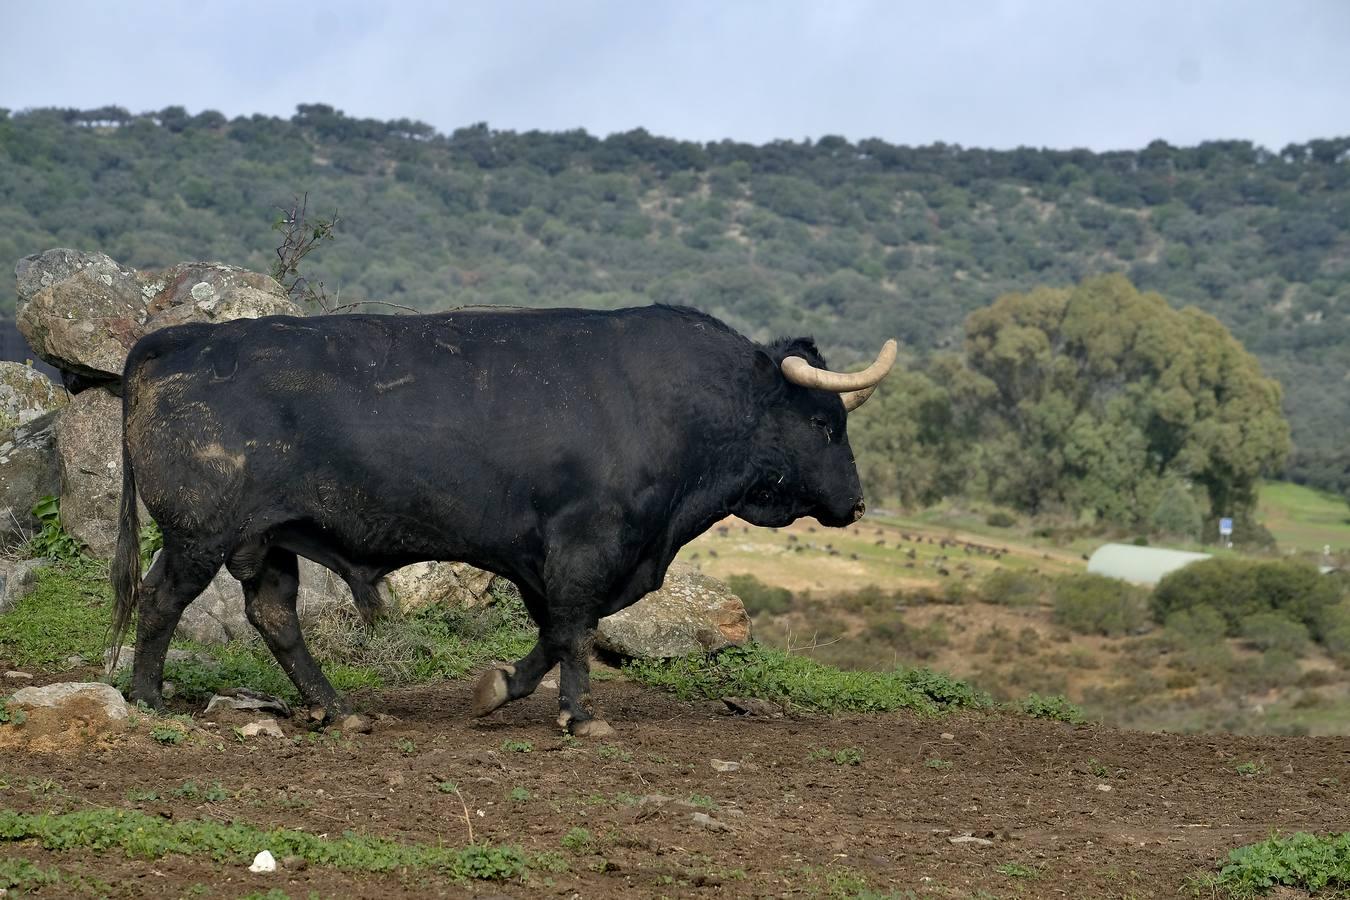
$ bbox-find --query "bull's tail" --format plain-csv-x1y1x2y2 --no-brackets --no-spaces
107,406,141,675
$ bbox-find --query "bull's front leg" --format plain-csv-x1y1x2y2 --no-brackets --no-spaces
551,618,613,738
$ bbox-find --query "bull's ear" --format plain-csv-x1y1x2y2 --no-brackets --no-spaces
752,349,780,383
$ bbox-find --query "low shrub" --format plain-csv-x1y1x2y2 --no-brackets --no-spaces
978,569,1046,607
1153,557,1344,637
985,510,1017,528
1051,574,1148,636
1239,612,1310,656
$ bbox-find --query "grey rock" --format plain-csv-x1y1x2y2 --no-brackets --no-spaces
710,759,741,773
690,811,733,832
204,690,291,719
9,681,129,720
3,671,33,681
239,718,285,738
0,558,51,614
139,262,300,331
176,558,355,644
16,251,147,380
0,412,61,545
948,834,994,846
52,388,123,557
381,561,496,612
0,363,66,430
595,563,750,659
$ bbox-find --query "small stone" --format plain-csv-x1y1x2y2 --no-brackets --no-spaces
65,655,85,668
948,834,994,846
239,719,284,739
710,759,740,773
280,855,307,871
339,714,373,734
1096,783,1113,792
940,732,955,740
691,812,732,832
721,696,781,717
2,671,32,681
248,850,277,873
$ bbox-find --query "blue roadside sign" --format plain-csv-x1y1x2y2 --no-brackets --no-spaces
1219,518,1233,536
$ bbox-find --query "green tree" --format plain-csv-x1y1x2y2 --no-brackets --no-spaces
961,274,1290,527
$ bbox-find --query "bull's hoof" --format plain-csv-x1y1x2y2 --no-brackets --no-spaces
471,666,513,717
570,717,615,739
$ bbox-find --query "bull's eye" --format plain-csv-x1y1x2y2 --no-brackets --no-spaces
810,415,833,443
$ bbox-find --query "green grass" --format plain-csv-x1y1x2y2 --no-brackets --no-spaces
0,807,533,882
0,559,111,667
1194,832,1350,897
624,643,990,715
1017,693,1088,724
1257,481,1350,553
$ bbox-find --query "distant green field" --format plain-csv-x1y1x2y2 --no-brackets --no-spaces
1258,481,1350,553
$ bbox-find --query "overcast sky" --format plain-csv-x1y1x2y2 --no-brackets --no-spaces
2,1,1347,152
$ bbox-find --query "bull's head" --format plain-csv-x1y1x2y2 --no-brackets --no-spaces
733,338,897,529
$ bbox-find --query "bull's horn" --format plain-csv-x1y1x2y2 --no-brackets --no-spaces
781,339,898,394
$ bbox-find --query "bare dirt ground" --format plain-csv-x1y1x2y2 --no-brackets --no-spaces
4,670,1350,899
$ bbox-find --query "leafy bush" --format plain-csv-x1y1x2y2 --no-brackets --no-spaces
24,496,84,562
1152,557,1344,638
985,511,1017,528
978,570,1046,607
1200,831,1350,897
1018,693,1087,724
726,573,794,617
623,643,989,715
1051,574,1148,636
1239,612,1310,656
1150,478,1203,539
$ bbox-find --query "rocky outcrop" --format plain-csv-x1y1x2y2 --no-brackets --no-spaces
15,249,302,387
51,388,123,557
8,681,129,720
0,412,61,544
596,563,751,659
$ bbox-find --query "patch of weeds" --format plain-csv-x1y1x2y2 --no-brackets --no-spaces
686,793,716,809
625,643,989,715
508,786,531,802
1235,761,1267,777
0,807,532,881
501,739,533,753
151,725,186,746
925,757,952,770
171,781,229,803
436,781,459,794
596,744,631,762
25,496,87,562
0,857,62,892
560,827,594,854
1195,831,1350,897
996,862,1040,879
1086,759,1111,778
126,788,161,803
1018,693,1087,724
0,699,28,727
809,747,864,766
395,738,416,755
532,851,569,873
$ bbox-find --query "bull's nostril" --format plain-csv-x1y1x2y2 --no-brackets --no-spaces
851,500,866,522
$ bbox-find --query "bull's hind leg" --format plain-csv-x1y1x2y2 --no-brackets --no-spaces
129,543,221,708
472,587,557,716
239,548,345,720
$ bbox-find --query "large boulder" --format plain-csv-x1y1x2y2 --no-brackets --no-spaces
16,250,147,381
8,681,129,720
51,388,122,556
0,411,61,544
0,362,66,430
596,564,751,659
138,262,302,329
176,559,357,645
382,561,496,613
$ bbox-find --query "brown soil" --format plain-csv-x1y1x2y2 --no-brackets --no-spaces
4,672,1350,899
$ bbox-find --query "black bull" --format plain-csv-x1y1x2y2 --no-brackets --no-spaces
110,304,894,734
